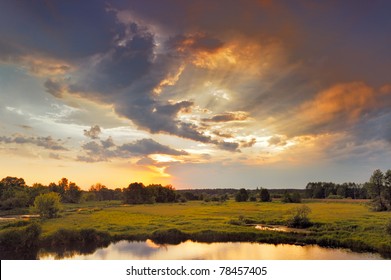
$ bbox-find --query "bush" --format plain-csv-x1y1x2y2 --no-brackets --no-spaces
33,192,61,218
281,192,301,203
235,188,249,202
287,205,312,228
259,188,271,202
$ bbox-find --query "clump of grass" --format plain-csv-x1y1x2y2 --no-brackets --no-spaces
228,215,257,226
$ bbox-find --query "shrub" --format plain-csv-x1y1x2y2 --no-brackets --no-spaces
235,188,249,202
287,205,312,228
259,188,271,202
282,192,301,203
33,192,61,218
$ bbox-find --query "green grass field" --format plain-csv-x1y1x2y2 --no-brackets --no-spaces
1,199,391,258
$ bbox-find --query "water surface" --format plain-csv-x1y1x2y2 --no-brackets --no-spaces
39,240,382,260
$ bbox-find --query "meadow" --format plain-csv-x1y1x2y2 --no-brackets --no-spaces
1,199,391,259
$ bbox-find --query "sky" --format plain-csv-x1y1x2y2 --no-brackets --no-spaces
0,0,390,189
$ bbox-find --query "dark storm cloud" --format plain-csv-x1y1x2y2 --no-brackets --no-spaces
0,0,118,61
60,11,221,147
118,138,188,156
69,31,155,94
0,135,68,151
0,39,23,62
78,137,188,162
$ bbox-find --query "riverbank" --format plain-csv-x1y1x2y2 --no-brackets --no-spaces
1,200,390,259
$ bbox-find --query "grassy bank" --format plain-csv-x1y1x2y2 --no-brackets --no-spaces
1,199,391,259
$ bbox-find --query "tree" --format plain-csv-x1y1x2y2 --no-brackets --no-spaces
49,178,81,203
33,192,61,218
64,182,82,203
259,188,271,202
28,183,48,205
384,170,391,210
147,184,176,203
313,185,325,198
336,184,348,198
235,188,249,202
287,205,312,228
123,182,148,204
0,176,26,189
369,169,387,211
0,176,29,210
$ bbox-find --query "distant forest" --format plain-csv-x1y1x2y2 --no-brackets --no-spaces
0,169,390,212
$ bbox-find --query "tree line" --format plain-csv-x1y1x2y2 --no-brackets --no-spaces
0,176,177,211
1,168,390,213
0,177,83,210
305,182,369,199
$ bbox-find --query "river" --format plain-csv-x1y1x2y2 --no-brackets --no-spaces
39,240,383,260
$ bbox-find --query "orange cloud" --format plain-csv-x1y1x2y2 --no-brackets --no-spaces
380,84,391,94
300,82,376,125
3,54,72,77
153,65,186,95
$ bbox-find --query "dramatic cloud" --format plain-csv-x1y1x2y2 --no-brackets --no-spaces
78,137,188,162
1,1,391,188
0,1,118,61
118,138,188,156
300,82,376,126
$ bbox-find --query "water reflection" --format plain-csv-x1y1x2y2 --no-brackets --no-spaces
39,240,382,260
